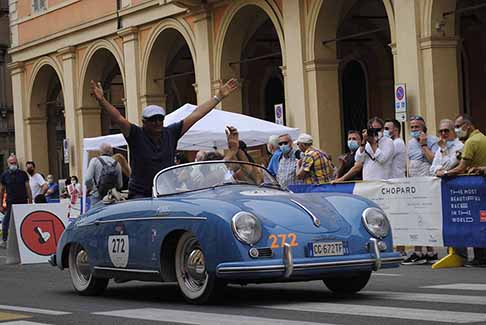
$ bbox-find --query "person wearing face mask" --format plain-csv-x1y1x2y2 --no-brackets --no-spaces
44,174,60,203
436,115,486,267
0,155,32,248
25,161,48,199
407,115,438,177
354,117,395,180
430,119,464,175
67,175,82,206
403,116,440,265
333,130,363,182
276,134,303,189
384,119,407,179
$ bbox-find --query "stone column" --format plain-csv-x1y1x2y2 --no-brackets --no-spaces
420,37,460,131
76,107,102,140
118,27,141,124
193,11,214,103
24,116,49,173
74,105,101,180
140,94,166,109
8,62,27,164
282,0,309,131
305,60,342,160
58,47,80,176
394,0,425,120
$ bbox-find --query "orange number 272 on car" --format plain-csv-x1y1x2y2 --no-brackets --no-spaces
268,233,298,248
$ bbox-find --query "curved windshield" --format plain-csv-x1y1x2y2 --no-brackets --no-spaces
154,161,280,196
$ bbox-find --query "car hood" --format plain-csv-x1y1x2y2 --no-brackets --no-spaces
179,185,353,234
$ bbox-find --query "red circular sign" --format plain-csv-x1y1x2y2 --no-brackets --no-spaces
396,86,405,101
20,211,65,256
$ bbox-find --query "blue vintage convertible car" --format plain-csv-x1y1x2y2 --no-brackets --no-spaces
52,161,402,304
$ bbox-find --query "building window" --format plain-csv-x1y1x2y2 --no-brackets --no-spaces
32,0,47,13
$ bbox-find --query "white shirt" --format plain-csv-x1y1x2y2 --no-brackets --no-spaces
29,173,47,198
430,139,464,175
355,136,395,180
390,137,407,179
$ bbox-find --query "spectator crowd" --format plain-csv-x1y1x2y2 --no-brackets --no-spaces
1,77,485,268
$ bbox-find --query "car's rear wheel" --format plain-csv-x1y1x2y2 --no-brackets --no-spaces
175,232,224,304
323,271,371,294
68,243,108,296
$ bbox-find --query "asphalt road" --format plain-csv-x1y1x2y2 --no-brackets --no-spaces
1,249,486,325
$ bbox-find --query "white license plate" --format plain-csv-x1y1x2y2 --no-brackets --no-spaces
310,241,344,257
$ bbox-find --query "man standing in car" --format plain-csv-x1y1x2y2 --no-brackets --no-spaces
90,79,239,199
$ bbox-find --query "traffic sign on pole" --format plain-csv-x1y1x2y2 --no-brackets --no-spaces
395,84,407,122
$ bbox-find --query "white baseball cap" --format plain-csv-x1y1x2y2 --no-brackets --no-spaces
142,105,166,119
296,133,313,144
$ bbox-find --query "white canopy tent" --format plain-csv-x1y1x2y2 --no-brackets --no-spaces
164,104,300,150
82,134,128,212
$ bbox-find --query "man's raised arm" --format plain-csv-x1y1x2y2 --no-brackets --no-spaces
181,79,239,136
90,80,131,137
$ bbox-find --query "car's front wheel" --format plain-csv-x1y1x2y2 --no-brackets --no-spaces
323,271,371,294
175,232,224,304
68,243,108,296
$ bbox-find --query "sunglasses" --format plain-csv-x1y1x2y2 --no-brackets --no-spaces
145,116,164,123
454,122,465,129
278,141,289,146
439,129,450,134
409,115,425,122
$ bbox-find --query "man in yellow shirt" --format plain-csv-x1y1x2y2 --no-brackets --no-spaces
437,114,486,267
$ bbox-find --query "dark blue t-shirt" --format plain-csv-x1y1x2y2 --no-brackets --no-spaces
46,183,60,202
125,122,183,197
0,169,29,204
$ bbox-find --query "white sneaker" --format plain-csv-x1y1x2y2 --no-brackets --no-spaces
0,240,6,249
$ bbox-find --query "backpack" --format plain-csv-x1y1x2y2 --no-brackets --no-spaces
95,157,119,197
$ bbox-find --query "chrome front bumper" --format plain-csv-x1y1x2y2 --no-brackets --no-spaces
216,238,403,278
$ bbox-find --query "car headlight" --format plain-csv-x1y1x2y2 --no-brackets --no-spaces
362,207,390,238
231,212,262,245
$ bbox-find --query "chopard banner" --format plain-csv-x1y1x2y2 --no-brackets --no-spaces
291,176,486,247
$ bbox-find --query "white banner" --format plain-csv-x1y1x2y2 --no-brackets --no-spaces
354,177,443,246
7,203,70,264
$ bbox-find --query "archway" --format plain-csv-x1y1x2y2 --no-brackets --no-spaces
337,0,394,131
264,76,285,123
311,0,394,155
144,28,196,114
81,47,125,136
29,65,67,179
457,0,486,130
220,5,284,122
341,60,368,133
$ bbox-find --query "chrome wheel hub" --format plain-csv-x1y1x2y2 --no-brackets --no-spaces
180,238,207,291
76,249,91,281
186,249,206,281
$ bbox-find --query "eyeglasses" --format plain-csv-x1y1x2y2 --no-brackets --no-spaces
278,141,289,146
439,129,450,134
409,115,425,122
454,122,465,129
384,127,390,130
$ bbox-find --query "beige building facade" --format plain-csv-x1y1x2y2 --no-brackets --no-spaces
7,0,486,179
1,0,15,170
